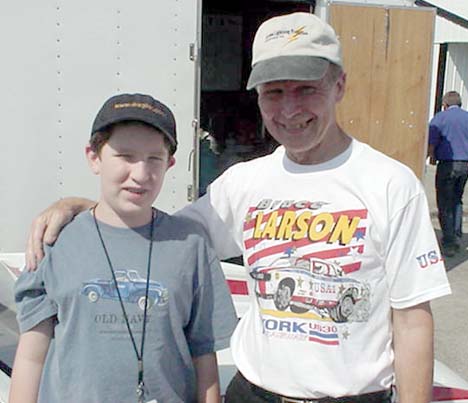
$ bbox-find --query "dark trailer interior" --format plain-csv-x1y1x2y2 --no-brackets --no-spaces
199,0,314,196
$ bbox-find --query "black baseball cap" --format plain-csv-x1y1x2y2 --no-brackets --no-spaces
91,93,177,152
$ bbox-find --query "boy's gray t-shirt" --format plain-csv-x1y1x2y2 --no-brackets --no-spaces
15,210,237,403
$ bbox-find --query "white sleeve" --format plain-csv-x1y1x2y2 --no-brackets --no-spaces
177,170,243,260
385,190,451,309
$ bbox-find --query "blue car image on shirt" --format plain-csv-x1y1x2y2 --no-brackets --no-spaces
81,269,169,310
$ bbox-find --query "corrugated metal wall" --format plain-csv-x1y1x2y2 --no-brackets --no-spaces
429,4,468,116
445,43,468,103
429,42,468,115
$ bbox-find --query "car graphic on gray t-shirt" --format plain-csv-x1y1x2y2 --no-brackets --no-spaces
81,269,169,310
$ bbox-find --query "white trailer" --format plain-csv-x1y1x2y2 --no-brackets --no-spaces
1,1,468,402
0,1,202,253
0,0,316,253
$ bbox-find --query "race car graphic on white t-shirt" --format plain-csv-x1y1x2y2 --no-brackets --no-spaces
242,199,374,344
250,255,370,323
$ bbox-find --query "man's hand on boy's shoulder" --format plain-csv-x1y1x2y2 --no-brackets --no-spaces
26,197,95,271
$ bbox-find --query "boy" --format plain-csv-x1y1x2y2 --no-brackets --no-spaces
9,93,237,403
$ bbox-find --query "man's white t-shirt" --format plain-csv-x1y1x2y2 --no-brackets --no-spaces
180,139,450,398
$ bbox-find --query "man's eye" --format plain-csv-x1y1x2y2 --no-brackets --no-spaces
266,89,282,96
260,90,282,101
301,87,317,95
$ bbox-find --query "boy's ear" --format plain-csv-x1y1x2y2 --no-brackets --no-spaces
167,156,176,169
85,145,101,175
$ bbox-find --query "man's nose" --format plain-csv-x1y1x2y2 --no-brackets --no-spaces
280,94,303,119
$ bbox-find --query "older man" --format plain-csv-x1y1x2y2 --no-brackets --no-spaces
28,12,450,403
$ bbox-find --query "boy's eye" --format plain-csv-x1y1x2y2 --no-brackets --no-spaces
149,156,164,162
116,154,133,161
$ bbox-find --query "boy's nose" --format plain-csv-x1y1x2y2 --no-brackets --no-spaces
131,161,151,183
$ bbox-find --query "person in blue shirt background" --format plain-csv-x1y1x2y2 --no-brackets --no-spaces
428,91,468,257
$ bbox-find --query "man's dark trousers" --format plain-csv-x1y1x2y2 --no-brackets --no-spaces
224,372,392,403
436,161,468,249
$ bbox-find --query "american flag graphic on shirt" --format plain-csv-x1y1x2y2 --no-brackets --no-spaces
243,199,371,346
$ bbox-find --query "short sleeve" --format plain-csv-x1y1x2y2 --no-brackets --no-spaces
184,244,237,357
385,190,451,309
15,252,58,333
178,170,243,260
428,121,441,146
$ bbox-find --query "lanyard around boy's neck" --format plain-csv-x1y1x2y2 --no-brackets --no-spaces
91,206,155,403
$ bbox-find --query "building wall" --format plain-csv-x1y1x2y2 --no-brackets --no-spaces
427,0,468,26
429,43,468,116
434,15,468,43
429,4,468,114
445,44,468,102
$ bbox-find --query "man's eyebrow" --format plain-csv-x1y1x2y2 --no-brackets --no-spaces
260,86,283,94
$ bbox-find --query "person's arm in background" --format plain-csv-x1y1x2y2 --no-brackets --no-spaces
26,198,95,270
193,353,221,403
9,317,55,403
392,302,434,403
428,120,441,166
427,144,437,166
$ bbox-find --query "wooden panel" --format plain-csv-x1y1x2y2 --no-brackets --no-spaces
331,4,435,178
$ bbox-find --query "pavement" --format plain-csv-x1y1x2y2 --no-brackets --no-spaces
422,163,468,382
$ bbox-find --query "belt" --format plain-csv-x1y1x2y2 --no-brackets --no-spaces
241,373,392,403
280,389,392,403
438,160,468,163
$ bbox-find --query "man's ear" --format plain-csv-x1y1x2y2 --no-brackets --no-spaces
85,145,101,175
335,72,346,103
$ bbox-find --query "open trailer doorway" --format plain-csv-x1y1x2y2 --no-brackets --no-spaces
198,0,314,196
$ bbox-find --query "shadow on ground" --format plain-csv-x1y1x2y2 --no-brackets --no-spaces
434,229,468,271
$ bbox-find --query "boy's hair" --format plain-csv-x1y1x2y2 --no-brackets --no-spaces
90,120,176,156
91,93,178,155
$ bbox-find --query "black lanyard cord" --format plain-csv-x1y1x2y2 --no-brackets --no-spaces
92,206,155,398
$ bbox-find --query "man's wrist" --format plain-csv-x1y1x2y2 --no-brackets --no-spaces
59,197,95,215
